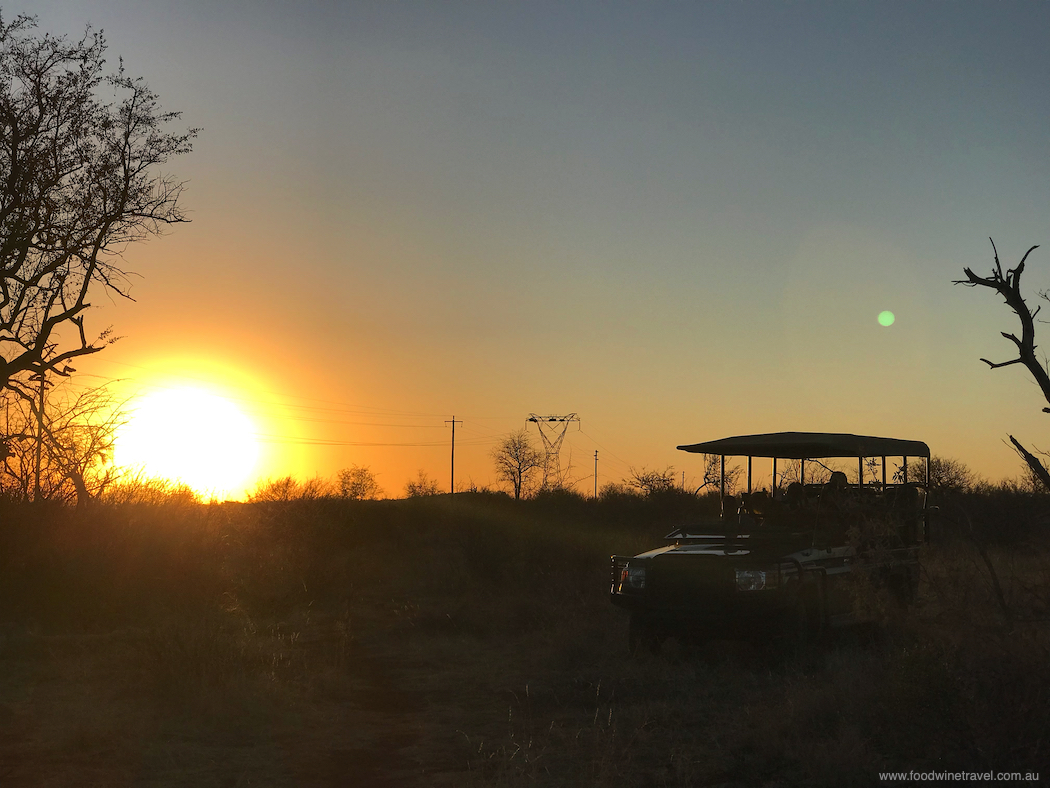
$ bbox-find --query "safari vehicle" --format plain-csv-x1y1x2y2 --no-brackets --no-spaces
610,432,931,654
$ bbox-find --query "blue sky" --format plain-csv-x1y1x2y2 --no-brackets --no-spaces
22,1,1050,492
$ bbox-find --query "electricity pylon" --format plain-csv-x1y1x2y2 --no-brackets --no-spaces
526,413,580,490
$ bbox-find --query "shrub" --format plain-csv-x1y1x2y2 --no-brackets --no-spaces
337,465,382,500
248,475,333,502
404,469,441,497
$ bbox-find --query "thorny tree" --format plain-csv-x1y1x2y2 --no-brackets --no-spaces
954,239,1050,491
625,465,677,496
694,453,743,495
0,15,196,402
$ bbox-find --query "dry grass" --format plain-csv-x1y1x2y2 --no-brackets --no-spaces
0,490,1047,786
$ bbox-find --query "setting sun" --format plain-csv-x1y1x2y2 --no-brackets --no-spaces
114,387,260,498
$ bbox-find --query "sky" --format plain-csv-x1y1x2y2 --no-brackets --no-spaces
18,1,1050,497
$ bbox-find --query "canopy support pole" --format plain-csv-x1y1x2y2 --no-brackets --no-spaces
719,455,726,518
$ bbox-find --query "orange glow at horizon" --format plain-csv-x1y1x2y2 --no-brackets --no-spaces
114,387,261,499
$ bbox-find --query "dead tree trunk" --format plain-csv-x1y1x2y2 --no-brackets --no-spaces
954,239,1050,491
1009,435,1050,492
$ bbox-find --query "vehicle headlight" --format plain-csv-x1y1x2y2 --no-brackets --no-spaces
620,565,646,591
735,568,779,592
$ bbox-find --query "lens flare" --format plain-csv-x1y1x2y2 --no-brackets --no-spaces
877,310,895,327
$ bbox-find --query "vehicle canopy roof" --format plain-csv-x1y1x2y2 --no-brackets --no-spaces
677,431,930,460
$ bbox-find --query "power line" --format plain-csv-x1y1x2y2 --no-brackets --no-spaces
564,434,630,475
56,366,532,449
19,361,616,465
577,428,633,471
84,358,459,418
251,433,495,448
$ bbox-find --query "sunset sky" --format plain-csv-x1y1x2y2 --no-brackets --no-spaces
22,1,1050,497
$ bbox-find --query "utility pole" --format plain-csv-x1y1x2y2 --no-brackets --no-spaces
594,450,598,498
445,416,462,495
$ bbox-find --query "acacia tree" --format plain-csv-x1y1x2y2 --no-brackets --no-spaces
955,240,1050,491
625,465,677,496
491,429,543,500
925,456,977,493
693,453,744,495
0,15,196,401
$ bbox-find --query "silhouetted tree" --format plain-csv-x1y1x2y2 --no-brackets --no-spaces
0,15,196,400
925,456,978,493
338,465,382,500
404,469,441,497
491,429,543,500
694,453,744,495
0,380,125,504
249,476,332,502
625,466,677,496
955,240,1050,491
777,457,832,488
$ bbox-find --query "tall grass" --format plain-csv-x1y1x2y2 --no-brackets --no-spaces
0,487,1046,785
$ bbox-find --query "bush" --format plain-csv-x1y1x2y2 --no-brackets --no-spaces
98,474,201,506
248,475,333,502
337,465,382,500
404,469,441,497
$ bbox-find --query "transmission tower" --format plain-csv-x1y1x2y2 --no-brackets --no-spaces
526,413,580,490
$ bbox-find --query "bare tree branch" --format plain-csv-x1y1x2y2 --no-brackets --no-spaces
1,379,127,504
491,430,544,500
980,357,1024,370
954,240,1050,404
957,240,1050,492
0,14,196,392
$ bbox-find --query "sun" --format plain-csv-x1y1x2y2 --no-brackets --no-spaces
114,387,260,498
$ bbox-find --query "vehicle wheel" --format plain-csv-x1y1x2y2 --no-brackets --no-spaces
628,613,663,656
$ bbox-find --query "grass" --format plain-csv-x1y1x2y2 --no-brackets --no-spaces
0,490,1047,786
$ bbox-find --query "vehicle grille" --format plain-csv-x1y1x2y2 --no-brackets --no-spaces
650,555,732,602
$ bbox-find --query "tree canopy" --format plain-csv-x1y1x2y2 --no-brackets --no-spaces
0,14,196,398
491,429,543,500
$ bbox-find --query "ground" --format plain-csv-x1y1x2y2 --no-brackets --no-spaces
0,492,1046,786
